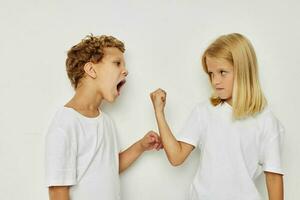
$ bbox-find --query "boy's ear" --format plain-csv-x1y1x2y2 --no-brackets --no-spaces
83,62,97,79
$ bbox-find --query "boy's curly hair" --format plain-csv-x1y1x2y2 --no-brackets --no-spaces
66,34,125,89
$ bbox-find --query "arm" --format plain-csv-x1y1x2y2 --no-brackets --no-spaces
48,186,69,200
265,172,284,200
119,131,162,173
150,89,194,166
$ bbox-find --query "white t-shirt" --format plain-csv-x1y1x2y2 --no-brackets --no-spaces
178,101,284,200
45,107,120,200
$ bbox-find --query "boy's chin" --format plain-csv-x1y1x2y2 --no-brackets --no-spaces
104,95,117,103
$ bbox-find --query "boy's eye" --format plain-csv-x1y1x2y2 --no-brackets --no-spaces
114,61,121,66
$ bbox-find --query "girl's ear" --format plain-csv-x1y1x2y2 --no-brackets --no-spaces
83,62,97,79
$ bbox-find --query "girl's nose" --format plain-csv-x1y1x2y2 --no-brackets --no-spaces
212,75,221,85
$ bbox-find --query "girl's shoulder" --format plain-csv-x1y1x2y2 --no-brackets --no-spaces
254,106,284,135
193,100,212,114
194,100,231,116
255,106,278,122
188,100,214,123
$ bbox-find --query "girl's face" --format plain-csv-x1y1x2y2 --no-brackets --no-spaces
93,47,128,102
206,56,234,105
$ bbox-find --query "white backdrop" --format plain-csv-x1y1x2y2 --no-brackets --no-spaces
0,0,299,199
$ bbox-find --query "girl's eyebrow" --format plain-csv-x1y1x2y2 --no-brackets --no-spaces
217,66,231,71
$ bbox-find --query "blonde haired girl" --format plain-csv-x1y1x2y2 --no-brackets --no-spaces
151,33,284,200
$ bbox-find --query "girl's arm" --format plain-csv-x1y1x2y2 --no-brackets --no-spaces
151,89,194,166
265,172,284,200
119,131,162,173
49,186,69,200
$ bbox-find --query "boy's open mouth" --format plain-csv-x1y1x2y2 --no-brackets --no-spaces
116,79,126,94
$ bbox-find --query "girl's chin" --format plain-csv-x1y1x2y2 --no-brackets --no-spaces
219,97,232,104
218,95,231,101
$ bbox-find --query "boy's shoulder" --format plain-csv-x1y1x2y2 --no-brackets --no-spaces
46,107,79,135
46,106,116,137
52,107,78,126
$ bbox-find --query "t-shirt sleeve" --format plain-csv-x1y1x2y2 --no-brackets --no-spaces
108,116,122,153
177,104,206,148
45,127,77,187
260,113,284,175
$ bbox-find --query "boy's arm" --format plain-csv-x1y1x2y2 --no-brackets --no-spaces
151,89,194,166
119,131,162,173
119,139,144,173
265,172,284,200
49,186,69,200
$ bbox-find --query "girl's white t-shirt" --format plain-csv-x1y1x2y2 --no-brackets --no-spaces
178,101,284,200
45,107,120,200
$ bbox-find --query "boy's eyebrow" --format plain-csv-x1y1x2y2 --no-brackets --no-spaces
113,57,125,62
111,56,122,60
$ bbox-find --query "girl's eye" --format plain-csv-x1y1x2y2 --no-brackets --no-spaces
221,71,227,76
114,61,121,66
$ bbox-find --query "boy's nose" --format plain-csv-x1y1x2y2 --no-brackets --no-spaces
123,69,129,77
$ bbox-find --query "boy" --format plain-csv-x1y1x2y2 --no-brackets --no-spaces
45,34,162,200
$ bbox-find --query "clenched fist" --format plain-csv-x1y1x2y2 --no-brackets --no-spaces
140,131,163,151
150,88,167,113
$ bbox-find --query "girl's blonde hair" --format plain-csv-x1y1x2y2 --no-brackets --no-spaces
202,33,267,119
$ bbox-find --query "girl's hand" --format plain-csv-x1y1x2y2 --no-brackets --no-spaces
150,88,167,113
139,131,163,151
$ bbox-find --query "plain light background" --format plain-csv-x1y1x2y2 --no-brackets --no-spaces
0,0,299,199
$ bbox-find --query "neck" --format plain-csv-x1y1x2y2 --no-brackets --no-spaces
66,85,103,112
226,98,232,106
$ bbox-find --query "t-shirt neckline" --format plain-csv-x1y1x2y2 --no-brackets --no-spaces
223,101,232,110
63,106,103,121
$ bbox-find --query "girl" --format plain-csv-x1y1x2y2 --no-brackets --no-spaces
150,33,284,200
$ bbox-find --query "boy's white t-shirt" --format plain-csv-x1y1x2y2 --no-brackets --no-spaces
45,107,121,200
178,101,284,200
